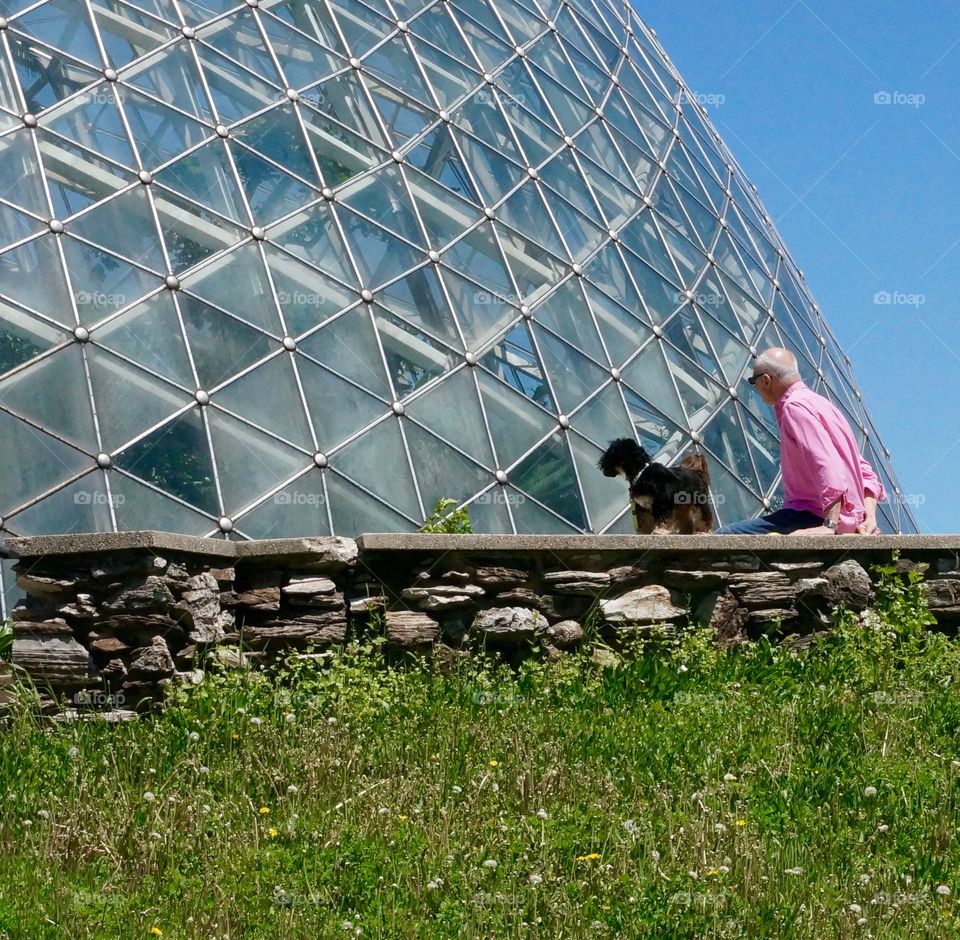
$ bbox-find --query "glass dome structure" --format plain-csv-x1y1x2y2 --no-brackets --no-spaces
0,0,917,551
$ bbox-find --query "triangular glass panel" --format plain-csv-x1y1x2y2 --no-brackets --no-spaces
8,473,114,536
661,305,724,380
0,236,74,323
297,305,391,398
496,222,567,305
532,325,609,414
619,210,682,287
0,200,44,245
231,143,317,225
110,471,217,536
377,265,463,350
212,355,315,452
263,1,347,55
511,431,587,529
0,300,67,378
232,104,318,186
707,458,762,529
738,403,780,495
177,292,275,390
508,484,581,534
504,94,566,167
43,85,136,169
37,129,132,217
404,418,498,513
621,384,687,462
362,34,436,110
125,42,213,121
205,404,307,516
712,229,764,307
0,130,47,216
155,142,248,225
661,339,728,429
697,305,750,387
68,186,165,270
153,187,247,273
583,281,652,368
372,302,458,399
464,487,513,534
328,0,394,55
13,1,103,67
363,72,437,150
406,124,480,205
339,164,426,248
443,221,514,300
197,11,284,88
478,356,556,466
455,9,514,71
264,244,357,336
0,343,96,450
8,35,102,112
575,150,643,229
63,236,160,323
93,1,181,69
268,201,354,283
336,208,423,288
453,91,528,169
496,182,568,261
526,34,593,113
620,339,687,429
180,243,284,335
450,128,525,207
91,293,194,389
115,85,211,168
334,417,421,520
0,408,91,514
700,401,761,495
405,365,495,467
404,165,479,250
86,345,193,451
544,191,607,263
570,381,632,449
326,467,416,534
440,267,519,352
235,468,331,539
259,12,345,89
296,356,387,450
586,243,646,316
407,33,480,111
195,43,283,125
299,70,389,152
533,278,607,365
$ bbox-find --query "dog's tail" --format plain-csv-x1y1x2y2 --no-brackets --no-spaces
679,452,710,482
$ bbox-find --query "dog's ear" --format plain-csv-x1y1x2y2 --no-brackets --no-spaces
679,453,709,480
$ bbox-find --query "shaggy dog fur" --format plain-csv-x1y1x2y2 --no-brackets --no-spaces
598,438,713,534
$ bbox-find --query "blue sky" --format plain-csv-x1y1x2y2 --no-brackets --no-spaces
638,0,960,533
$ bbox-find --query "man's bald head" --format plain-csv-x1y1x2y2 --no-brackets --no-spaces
755,348,801,383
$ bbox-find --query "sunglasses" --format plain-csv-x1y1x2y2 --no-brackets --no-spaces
746,372,769,386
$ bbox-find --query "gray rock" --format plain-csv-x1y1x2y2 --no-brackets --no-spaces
171,573,228,645
57,594,98,622
542,571,610,595
546,620,584,649
922,579,960,615
88,636,132,659
101,576,176,615
12,622,95,688
770,560,824,578
710,554,761,572
14,573,79,598
730,572,797,610
127,636,175,680
473,607,545,644
207,566,236,588
385,611,440,648
601,586,686,625
694,588,747,643
660,569,728,592
244,613,347,650
746,608,800,631
208,647,251,669
494,589,559,620
349,595,387,614
402,584,485,612
440,570,473,584
473,566,528,590
590,647,621,669
282,577,337,599
822,559,874,611
220,587,281,611
607,565,649,588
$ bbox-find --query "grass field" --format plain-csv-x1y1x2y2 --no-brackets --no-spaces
2,564,960,938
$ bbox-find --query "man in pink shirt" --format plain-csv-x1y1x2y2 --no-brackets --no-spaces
715,348,884,535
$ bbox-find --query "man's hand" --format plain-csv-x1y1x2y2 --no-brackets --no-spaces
786,525,837,536
856,515,880,535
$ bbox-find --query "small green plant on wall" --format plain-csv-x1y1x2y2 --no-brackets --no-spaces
420,498,472,534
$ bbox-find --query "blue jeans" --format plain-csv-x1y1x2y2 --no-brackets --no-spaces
714,508,825,535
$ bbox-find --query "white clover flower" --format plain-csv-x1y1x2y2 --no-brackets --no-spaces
250,717,262,727
287,785,299,795
451,786,462,795
199,766,209,775
877,824,889,833
22,819,32,828
491,783,499,792
483,859,498,870
622,819,638,835
784,867,804,876
859,874,871,885
849,903,862,914
529,874,542,885
68,746,79,758
189,731,200,742
723,773,737,782
678,664,688,673
537,808,549,819
427,881,439,890
327,717,337,726
937,885,952,897
143,791,156,802
341,921,352,931
857,918,867,926
864,786,877,798
37,810,49,819
378,807,389,817
284,713,296,722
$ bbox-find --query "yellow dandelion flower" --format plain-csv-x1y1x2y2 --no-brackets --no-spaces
150,929,162,937
736,819,746,827
230,733,240,741
259,806,270,816
489,759,499,767
576,853,601,862
267,827,279,838
398,814,409,821
707,869,720,877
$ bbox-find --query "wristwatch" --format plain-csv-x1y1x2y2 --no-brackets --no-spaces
824,518,838,531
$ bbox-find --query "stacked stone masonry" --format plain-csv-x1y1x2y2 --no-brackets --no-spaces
3,533,960,717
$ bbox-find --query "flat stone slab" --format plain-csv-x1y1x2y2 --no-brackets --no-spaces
3,530,235,559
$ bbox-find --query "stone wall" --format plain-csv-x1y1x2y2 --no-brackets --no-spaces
3,532,960,717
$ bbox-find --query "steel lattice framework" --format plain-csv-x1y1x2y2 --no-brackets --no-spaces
0,0,917,562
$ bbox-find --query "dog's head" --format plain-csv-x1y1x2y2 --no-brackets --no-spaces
598,438,651,480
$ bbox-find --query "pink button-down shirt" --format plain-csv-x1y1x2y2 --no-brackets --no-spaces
775,381,885,533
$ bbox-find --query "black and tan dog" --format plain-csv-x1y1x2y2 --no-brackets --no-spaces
598,438,713,534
